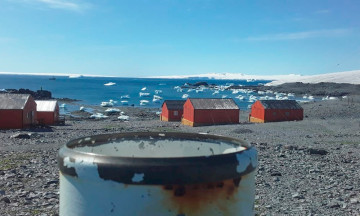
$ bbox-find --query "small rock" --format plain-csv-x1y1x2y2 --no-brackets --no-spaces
308,148,328,155
328,202,340,208
270,172,282,176
1,196,11,203
10,133,31,139
284,145,298,150
350,198,359,204
46,180,59,185
292,193,305,199
0,190,5,196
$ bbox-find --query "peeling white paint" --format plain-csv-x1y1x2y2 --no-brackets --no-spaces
131,173,145,182
236,148,258,173
63,157,101,181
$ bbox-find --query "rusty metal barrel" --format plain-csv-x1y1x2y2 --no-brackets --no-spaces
58,132,258,216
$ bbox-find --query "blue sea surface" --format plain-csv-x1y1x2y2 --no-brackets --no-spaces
0,74,270,112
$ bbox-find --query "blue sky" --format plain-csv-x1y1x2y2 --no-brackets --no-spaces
0,0,359,77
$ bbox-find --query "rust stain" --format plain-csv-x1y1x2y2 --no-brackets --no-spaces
161,178,241,216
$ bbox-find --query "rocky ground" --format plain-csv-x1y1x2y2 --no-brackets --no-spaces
1,95,360,215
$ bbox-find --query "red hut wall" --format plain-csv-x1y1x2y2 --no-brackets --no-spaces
37,112,55,125
182,99,195,122
0,110,23,129
161,103,183,121
264,109,303,122
22,97,37,127
250,101,265,120
194,109,239,124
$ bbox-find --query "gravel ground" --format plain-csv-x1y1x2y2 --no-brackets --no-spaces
1,95,360,215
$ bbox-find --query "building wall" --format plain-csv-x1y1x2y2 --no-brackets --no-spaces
54,104,60,122
264,109,303,122
161,104,170,119
250,101,265,120
37,112,55,125
183,99,195,122
194,109,239,124
0,110,23,129
23,97,37,128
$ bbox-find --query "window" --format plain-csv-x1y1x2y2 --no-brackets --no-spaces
285,112,289,116
273,112,276,116
174,111,178,116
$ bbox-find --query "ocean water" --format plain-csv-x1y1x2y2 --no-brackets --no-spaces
0,74,270,112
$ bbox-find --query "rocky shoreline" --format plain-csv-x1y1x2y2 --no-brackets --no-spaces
1,86,360,215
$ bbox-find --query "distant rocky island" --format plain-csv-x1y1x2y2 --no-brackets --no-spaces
0,88,80,101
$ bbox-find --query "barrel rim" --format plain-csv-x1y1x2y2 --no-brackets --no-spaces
58,132,257,185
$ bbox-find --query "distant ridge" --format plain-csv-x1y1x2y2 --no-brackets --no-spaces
151,70,360,86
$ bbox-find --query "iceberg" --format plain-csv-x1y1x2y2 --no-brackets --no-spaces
101,102,113,107
156,111,162,116
90,113,108,119
141,87,147,91
104,82,116,86
69,75,83,78
121,95,130,99
139,92,151,97
118,115,130,121
155,90,162,94
140,100,149,105
105,108,121,113
121,100,129,105
182,94,189,99
59,103,67,108
79,106,86,111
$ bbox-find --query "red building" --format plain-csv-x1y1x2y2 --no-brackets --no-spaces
249,100,303,123
160,100,186,121
182,98,240,127
0,94,37,129
35,100,60,125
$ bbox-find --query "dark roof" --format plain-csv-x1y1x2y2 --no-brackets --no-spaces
259,100,303,110
0,94,31,109
162,100,186,110
189,98,239,110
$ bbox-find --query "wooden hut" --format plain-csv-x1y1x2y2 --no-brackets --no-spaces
35,100,60,125
249,100,303,123
160,100,186,121
182,98,240,127
0,94,37,129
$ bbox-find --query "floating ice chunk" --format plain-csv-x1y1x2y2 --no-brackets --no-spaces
155,90,162,94
90,113,108,119
141,87,146,91
105,108,120,113
79,106,85,111
118,115,129,121
121,95,130,99
101,102,113,107
140,100,149,105
153,98,161,103
182,94,189,99
104,82,116,86
121,101,128,105
59,103,67,108
156,111,162,116
139,92,151,97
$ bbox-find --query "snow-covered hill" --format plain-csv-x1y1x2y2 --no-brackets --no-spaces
152,70,360,86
